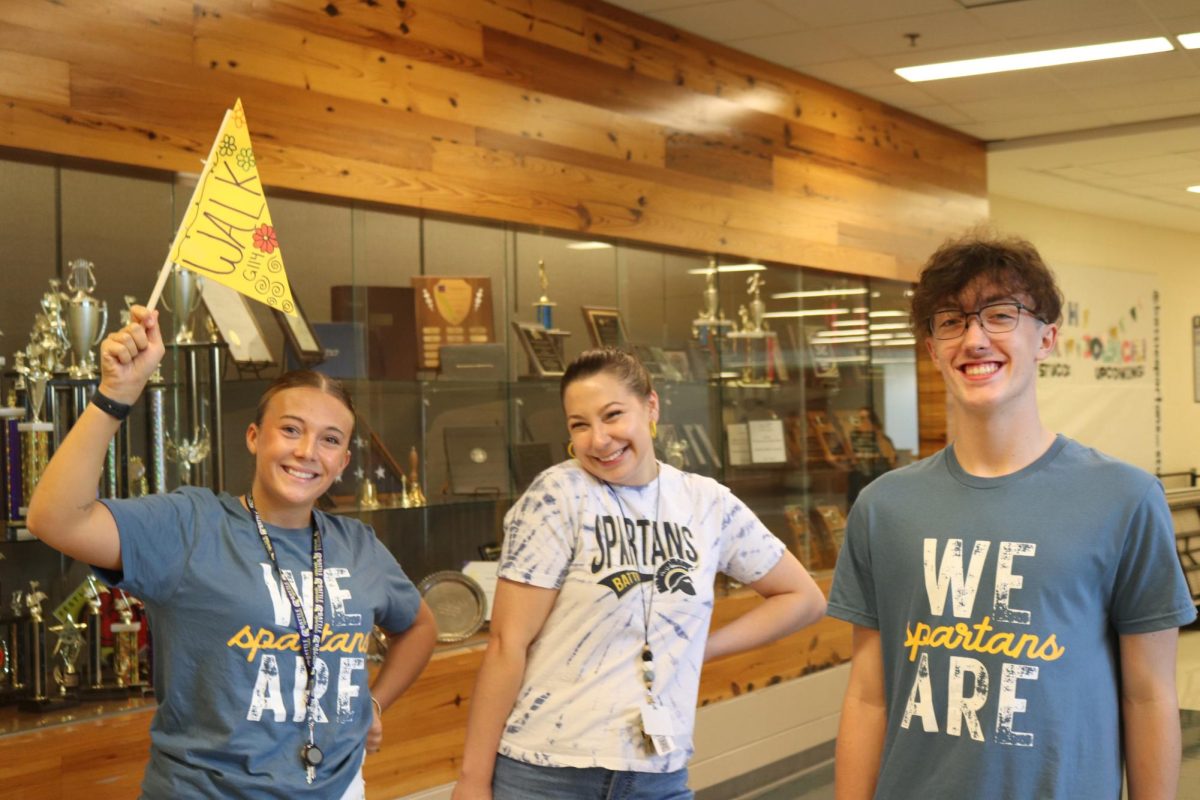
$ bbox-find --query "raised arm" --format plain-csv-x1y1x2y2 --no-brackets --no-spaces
1120,628,1182,800
451,578,559,800
704,550,826,662
25,306,164,569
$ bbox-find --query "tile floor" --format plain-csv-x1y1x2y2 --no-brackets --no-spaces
746,625,1200,800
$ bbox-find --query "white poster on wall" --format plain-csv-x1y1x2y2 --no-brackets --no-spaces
1036,263,1160,472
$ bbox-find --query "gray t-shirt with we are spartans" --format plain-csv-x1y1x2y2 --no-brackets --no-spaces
829,435,1195,800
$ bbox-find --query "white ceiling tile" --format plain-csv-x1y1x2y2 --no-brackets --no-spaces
907,104,977,126
1087,154,1200,177
851,82,943,108
763,0,960,28
1140,0,1200,20
1074,77,1200,111
728,29,859,67
796,58,900,89
1047,51,1199,90
960,110,1117,140
952,91,1088,122
821,10,999,58
651,0,802,42
967,0,1150,40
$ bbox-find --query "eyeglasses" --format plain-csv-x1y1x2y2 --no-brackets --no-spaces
927,302,1043,340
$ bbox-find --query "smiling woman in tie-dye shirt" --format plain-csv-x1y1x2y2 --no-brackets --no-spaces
453,347,826,800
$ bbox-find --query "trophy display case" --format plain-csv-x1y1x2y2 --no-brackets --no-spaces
0,151,922,734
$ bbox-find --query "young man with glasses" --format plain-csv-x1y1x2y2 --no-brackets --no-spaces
828,232,1195,799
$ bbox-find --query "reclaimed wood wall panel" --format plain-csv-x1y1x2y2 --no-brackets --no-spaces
0,0,984,281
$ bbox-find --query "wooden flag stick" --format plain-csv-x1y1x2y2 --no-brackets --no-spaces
146,107,234,312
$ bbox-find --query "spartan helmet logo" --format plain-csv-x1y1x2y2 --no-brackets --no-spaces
655,559,696,596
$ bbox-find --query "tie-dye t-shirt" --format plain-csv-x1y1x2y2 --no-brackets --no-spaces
497,460,785,772
828,436,1196,800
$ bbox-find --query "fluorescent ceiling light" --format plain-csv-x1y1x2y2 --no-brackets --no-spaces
1178,33,1200,49
686,263,767,275
763,308,850,318
870,323,911,331
566,241,613,250
877,338,917,347
816,329,867,337
852,307,869,313
869,310,909,318
1187,185,1200,194
896,36,1173,82
770,288,868,299
818,336,869,344
832,319,868,327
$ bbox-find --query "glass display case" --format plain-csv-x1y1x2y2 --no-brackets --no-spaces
0,148,921,726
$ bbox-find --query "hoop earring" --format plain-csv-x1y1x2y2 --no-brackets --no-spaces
650,420,658,439
567,442,576,459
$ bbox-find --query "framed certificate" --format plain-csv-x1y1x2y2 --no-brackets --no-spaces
581,306,628,348
273,294,324,367
200,280,275,366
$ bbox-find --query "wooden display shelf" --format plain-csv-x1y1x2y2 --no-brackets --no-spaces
0,579,847,798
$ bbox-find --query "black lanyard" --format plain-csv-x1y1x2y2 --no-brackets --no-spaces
245,493,326,781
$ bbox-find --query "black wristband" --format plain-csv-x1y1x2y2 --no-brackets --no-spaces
91,390,133,421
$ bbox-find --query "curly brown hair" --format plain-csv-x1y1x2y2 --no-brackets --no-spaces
911,229,1063,343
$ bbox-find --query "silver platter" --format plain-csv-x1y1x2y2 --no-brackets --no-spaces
417,571,486,643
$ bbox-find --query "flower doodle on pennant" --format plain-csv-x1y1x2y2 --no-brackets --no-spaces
237,147,256,171
233,105,246,129
253,224,278,255
218,135,236,157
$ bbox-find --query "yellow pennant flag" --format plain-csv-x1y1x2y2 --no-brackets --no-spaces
166,99,297,316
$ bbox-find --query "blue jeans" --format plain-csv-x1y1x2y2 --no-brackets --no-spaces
492,755,693,800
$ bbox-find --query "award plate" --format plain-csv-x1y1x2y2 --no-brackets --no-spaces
511,321,566,377
444,426,510,495
581,306,628,349
417,571,486,643
413,277,495,371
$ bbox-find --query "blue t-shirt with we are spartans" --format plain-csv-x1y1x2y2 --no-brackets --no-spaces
96,487,421,799
829,435,1196,800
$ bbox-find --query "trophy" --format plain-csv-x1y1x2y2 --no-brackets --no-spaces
163,263,204,344
80,577,127,698
15,362,53,518
111,592,146,690
60,259,109,379
19,582,77,711
691,260,734,346
49,612,86,700
356,476,381,510
408,446,427,507
533,259,556,330
0,590,28,702
165,424,211,486
728,274,779,387
36,281,71,375
1,403,25,532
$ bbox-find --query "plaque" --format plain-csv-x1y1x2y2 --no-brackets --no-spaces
331,286,418,380
810,504,847,567
835,408,897,468
805,325,839,380
444,426,509,495
413,277,495,371
417,571,486,643
511,441,556,492
581,306,628,349
807,410,855,468
273,294,324,367
512,322,567,378
201,279,275,365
